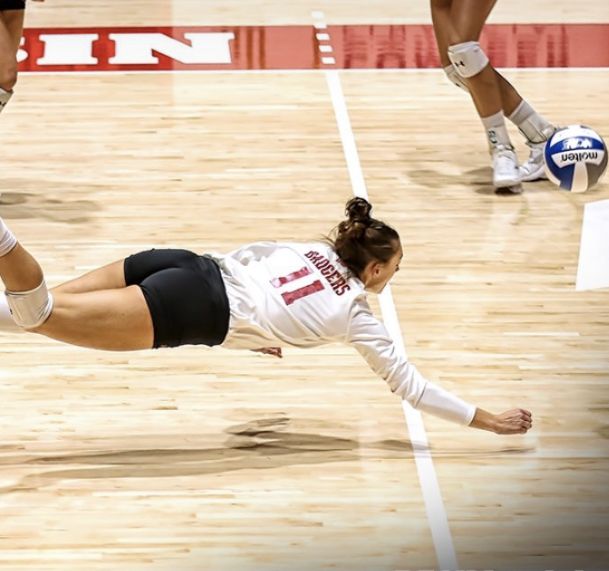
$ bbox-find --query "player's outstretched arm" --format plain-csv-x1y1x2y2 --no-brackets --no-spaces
469,407,532,435
348,309,534,435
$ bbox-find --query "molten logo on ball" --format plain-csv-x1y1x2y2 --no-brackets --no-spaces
544,125,607,192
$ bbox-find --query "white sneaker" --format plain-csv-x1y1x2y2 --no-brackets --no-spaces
519,127,556,182
492,144,521,189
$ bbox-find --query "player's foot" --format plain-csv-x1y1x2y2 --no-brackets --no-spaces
492,144,521,190
519,126,557,182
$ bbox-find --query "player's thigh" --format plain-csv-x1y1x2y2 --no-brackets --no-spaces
35,286,154,351
53,260,127,295
53,250,201,296
449,0,496,42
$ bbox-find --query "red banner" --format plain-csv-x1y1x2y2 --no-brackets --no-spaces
17,24,609,72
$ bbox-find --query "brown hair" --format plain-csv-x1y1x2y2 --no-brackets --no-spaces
330,197,400,277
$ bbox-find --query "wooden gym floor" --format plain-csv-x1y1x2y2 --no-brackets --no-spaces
1,1,608,570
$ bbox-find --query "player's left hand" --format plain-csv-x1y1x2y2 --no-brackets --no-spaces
251,347,283,358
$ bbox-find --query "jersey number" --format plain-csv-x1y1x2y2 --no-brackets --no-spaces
270,266,325,305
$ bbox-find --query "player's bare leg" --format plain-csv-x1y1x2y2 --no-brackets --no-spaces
0,217,154,350
0,9,24,113
445,0,522,192
431,0,463,85
35,287,154,351
0,242,43,291
52,260,127,295
432,0,556,186
432,0,521,191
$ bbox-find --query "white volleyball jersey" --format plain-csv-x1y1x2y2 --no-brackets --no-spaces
212,241,475,425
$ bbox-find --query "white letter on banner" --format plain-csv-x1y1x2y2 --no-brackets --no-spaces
37,34,99,65
108,32,235,64
17,37,27,63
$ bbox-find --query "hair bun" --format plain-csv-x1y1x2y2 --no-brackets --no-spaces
345,197,372,223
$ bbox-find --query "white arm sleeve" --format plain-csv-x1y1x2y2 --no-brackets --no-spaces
347,300,476,425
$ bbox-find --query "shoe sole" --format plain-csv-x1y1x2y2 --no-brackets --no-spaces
493,176,522,187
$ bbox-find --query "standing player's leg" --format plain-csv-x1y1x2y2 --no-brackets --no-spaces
445,0,521,191
431,0,468,89
0,216,155,350
432,0,556,183
0,5,25,114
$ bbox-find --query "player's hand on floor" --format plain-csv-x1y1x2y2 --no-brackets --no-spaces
493,408,532,434
251,347,283,358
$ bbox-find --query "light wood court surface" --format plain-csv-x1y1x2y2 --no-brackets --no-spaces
1,1,608,570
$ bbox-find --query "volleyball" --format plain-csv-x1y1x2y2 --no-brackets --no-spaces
543,125,607,193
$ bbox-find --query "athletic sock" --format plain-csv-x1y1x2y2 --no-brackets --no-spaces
481,111,513,150
508,99,554,144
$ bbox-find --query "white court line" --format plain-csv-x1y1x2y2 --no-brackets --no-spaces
325,68,459,571
311,11,336,68
576,199,609,291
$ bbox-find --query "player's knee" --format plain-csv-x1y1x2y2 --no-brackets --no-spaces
447,41,489,79
5,281,54,330
0,65,17,92
443,64,470,92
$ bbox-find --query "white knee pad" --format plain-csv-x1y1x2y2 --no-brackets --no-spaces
5,281,54,329
443,64,470,92
447,41,489,78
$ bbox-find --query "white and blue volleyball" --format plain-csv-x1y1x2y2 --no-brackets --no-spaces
544,125,607,193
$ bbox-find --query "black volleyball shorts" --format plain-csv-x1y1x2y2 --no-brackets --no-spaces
124,249,230,349
0,0,26,10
